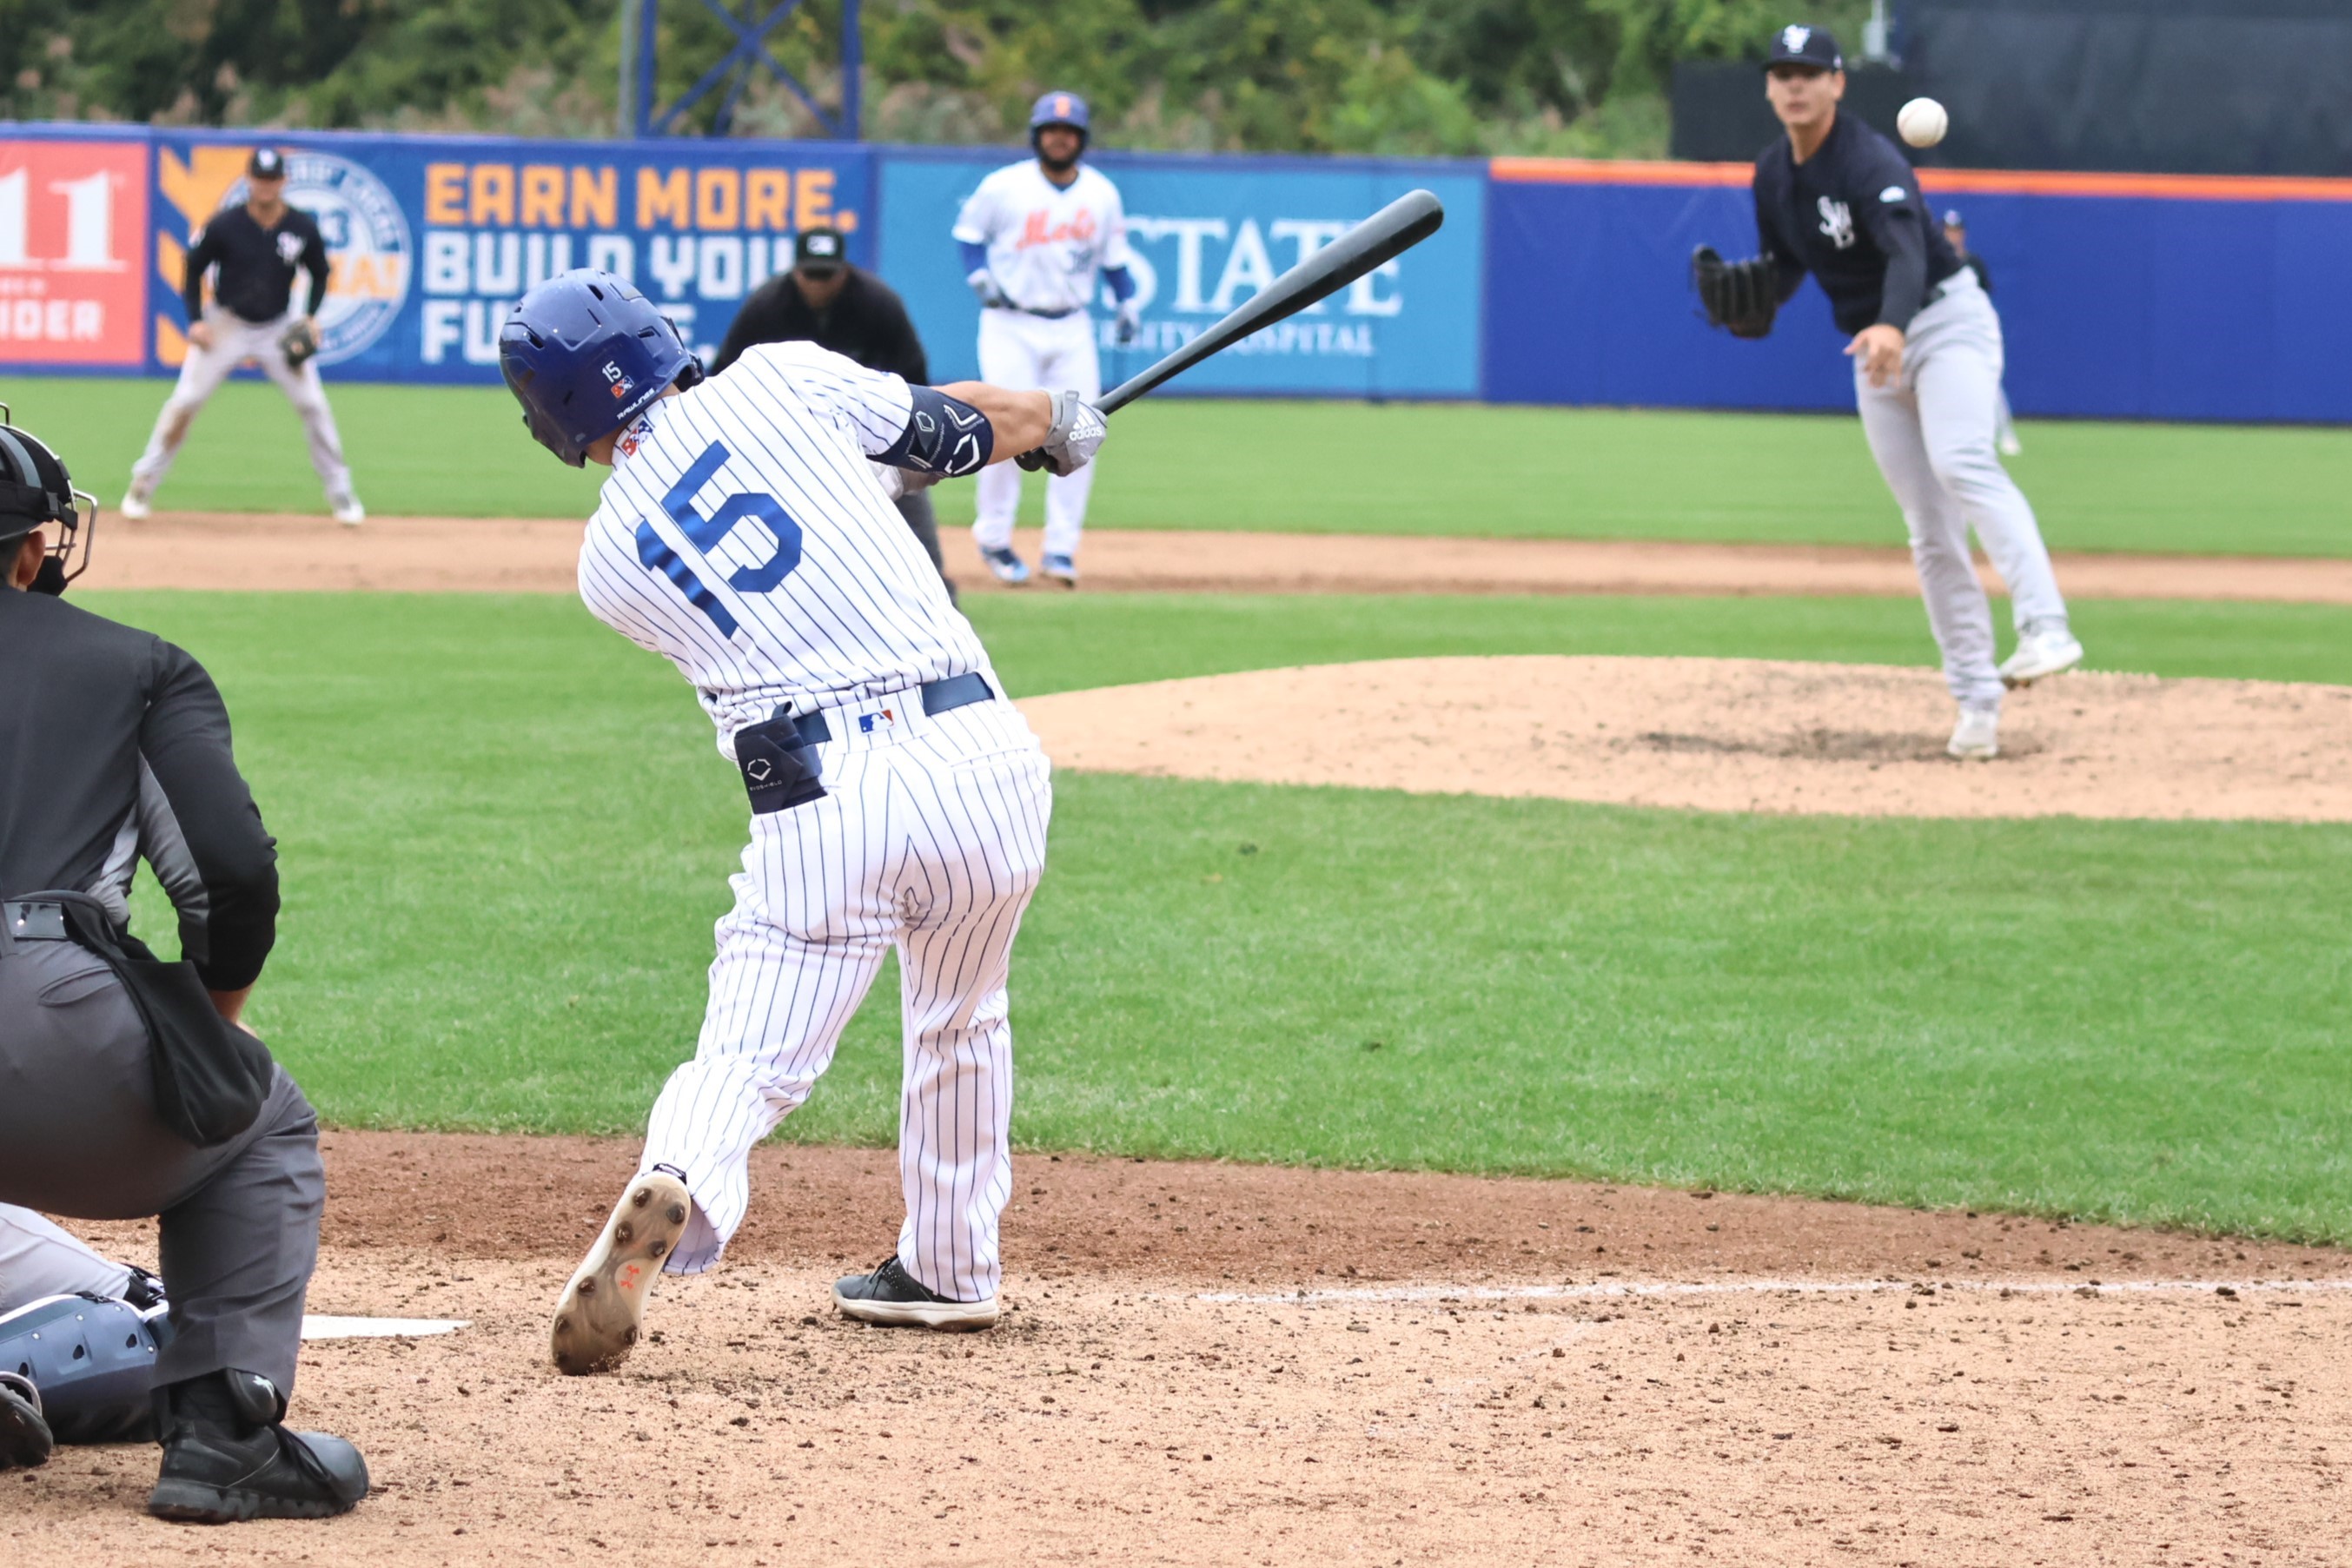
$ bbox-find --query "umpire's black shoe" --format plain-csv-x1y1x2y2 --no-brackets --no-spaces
833,1255,998,1332
147,1371,368,1523
0,1373,52,1471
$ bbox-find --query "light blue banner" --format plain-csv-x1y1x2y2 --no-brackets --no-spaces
878,149,1485,399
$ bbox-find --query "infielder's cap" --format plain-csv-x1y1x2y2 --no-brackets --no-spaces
1941,208,1966,228
247,147,287,180
1765,23,1844,72
793,228,846,275
1029,90,1090,134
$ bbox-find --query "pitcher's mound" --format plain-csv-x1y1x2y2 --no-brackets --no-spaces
1017,656,2352,821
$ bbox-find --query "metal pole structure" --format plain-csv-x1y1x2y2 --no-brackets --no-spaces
637,0,661,137
617,0,638,137
632,0,862,138
840,0,861,141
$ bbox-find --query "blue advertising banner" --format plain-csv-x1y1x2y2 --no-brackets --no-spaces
1483,162,2352,425
147,129,873,382
878,148,1486,399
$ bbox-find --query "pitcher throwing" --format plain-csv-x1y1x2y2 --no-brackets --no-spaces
498,270,1103,1366
1693,25,2082,759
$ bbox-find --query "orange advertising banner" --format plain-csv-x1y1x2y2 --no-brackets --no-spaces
0,137,149,367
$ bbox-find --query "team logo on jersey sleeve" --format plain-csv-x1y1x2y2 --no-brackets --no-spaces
1817,196,1857,249
1880,186,1909,203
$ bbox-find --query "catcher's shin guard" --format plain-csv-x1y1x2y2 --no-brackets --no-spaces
0,1293,169,1445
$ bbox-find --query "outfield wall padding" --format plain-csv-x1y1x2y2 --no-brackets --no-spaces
4,122,2349,423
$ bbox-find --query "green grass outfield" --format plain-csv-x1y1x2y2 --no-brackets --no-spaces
19,375,2352,556
89,586,2352,1243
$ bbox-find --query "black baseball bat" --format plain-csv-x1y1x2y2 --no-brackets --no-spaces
1095,189,1445,415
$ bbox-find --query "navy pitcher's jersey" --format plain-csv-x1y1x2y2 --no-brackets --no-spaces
1752,111,1963,335
578,342,994,742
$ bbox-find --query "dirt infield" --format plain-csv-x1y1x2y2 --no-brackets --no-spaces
79,511,2352,603
1019,655,2352,822
30,1134,2352,1565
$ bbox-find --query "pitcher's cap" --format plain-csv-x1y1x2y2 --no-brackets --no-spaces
1765,24,1844,72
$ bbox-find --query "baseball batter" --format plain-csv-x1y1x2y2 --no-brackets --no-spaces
1694,26,2082,759
123,149,364,526
953,90,1139,587
498,269,1103,1367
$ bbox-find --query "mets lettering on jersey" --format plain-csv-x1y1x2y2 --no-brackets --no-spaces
953,162,1130,315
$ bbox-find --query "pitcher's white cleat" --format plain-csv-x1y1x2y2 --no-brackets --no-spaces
550,1171,691,1374
329,496,366,527
1998,625,2084,688
1948,705,2000,761
118,489,152,521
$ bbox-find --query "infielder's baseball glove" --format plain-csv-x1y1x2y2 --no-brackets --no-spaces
1691,246,1781,340
278,318,320,368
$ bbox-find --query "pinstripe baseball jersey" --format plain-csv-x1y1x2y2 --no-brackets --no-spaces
577,341,992,739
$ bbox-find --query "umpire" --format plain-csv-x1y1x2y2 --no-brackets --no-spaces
0,421,367,1521
712,228,956,597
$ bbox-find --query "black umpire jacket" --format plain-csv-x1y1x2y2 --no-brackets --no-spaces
0,590,277,992
711,265,930,383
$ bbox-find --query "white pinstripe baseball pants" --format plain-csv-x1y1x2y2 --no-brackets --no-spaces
640,691,1051,1304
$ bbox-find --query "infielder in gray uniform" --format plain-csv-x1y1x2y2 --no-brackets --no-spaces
0,422,366,1520
1694,25,2083,760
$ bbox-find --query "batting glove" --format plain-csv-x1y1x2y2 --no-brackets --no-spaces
1017,391,1108,476
967,269,1009,310
1113,298,1142,345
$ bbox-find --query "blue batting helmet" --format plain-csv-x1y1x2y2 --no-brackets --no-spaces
1029,90,1090,148
499,269,701,467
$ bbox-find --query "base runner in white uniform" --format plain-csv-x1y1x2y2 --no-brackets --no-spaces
495,269,1106,1360
953,90,1140,589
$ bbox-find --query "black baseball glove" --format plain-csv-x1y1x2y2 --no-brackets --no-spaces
278,318,320,369
1691,246,1781,340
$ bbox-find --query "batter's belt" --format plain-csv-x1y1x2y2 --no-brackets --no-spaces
790,671,996,745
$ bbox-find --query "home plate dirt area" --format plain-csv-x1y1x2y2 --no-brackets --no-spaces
30,1135,2352,1566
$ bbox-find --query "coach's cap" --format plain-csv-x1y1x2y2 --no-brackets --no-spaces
1941,208,1966,228
792,228,845,275
247,147,287,181
1765,23,1844,72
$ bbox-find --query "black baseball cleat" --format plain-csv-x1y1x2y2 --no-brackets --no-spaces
832,1255,998,1331
0,1372,53,1471
147,1370,368,1523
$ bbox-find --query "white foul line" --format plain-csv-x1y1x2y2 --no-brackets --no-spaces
1184,1277,2352,1307
301,1314,469,1340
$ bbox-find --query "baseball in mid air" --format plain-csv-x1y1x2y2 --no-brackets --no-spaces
1898,97,1950,149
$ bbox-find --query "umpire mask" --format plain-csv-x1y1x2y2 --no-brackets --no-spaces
0,408,95,596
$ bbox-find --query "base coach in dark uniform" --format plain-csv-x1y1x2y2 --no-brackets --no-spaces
0,420,367,1521
712,227,957,598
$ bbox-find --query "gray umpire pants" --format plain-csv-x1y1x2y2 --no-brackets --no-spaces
1855,268,2068,709
0,930,322,1398
896,489,957,602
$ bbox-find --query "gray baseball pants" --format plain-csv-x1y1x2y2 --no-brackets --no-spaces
129,308,355,506
0,931,323,1397
0,1205,133,1313
1855,269,2067,709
